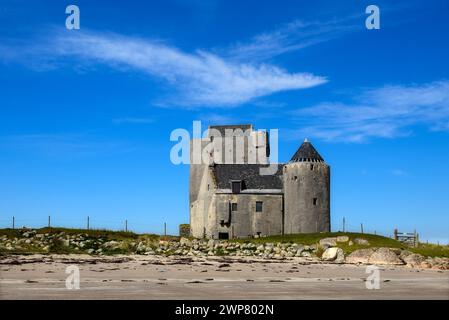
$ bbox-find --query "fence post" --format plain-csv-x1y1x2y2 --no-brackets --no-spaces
164,222,167,236
87,216,90,230
125,220,128,232
414,229,418,247
394,228,398,240
12,216,15,230
360,223,364,234
343,217,345,232
48,215,51,228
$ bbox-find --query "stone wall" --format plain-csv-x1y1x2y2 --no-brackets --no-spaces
283,162,330,233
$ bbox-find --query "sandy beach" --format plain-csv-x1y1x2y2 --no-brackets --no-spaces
0,254,448,300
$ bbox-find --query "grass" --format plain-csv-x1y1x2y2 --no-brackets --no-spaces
234,232,407,256
411,243,449,258
1,228,448,258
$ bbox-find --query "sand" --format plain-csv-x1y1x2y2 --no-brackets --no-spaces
0,254,448,299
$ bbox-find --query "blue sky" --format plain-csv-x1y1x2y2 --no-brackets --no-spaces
0,0,448,242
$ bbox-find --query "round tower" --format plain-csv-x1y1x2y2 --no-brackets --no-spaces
283,139,330,234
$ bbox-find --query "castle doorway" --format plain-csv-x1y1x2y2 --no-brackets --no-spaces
218,232,229,239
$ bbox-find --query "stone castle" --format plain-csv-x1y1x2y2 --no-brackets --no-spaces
189,124,330,239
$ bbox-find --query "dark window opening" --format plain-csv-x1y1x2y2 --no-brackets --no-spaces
231,181,241,194
218,232,229,240
256,201,263,212
313,198,318,206
231,203,238,211
310,164,314,170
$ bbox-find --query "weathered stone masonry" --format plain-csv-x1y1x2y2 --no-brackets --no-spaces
189,124,330,239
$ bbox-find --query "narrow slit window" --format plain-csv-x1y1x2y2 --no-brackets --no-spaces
231,203,238,211
256,201,263,212
313,198,318,206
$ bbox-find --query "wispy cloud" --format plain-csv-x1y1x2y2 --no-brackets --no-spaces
288,80,449,142
0,30,327,107
227,16,361,61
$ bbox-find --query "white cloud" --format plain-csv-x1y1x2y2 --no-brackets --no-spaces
289,81,449,142
227,17,361,61
1,30,327,107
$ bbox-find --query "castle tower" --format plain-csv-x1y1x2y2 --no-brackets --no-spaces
283,139,330,234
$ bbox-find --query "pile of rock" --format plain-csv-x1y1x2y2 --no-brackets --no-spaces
1,229,448,270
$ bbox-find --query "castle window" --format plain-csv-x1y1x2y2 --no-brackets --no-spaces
231,180,241,194
310,164,314,170
231,203,238,211
218,232,229,240
256,201,263,212
313,198,318,206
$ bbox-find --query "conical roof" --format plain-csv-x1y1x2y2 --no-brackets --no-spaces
290,138,324,163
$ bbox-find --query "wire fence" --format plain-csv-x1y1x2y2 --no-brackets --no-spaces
0,215,181,236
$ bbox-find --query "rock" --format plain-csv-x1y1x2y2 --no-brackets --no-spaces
256,245,265,251
207,239,217,248
22,231,36,238
399,250,413,260
319,237,337,247
354,238,370,246
345,248,375,264
103,240,119,248
420,260,432,269
87,249,95,254
295,245,304,255
368,248,403,265
348,241,353,246
403,253,426,267
321,247,344,262
336,236,349,243
301,251,311,257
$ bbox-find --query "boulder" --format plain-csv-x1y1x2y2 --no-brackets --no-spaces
321,247,344,263
403,253,426,267
207,239,218,248
345,248,375,264
354,238,370,246
336,236,349,243
399,250,413,260
368,248,403,265
319,238,337,247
